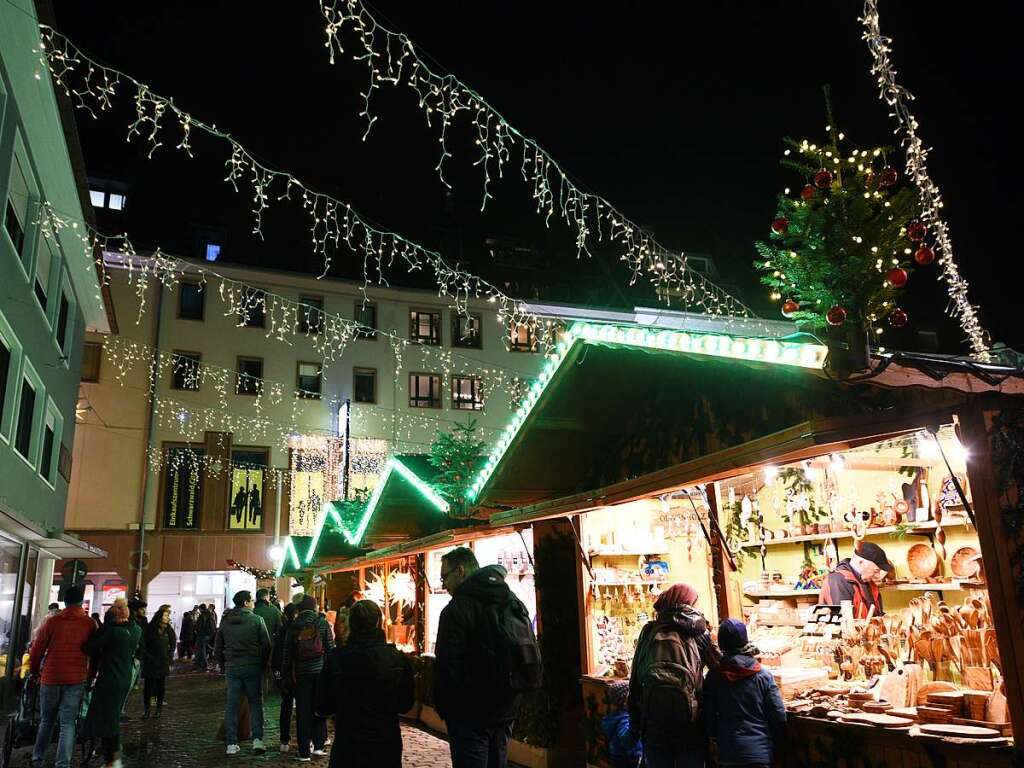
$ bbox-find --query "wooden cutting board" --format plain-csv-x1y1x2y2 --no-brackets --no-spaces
987,688,1007,723
880,668,912,708
916,680,957,706
839,712,915,728
919,723,1002,739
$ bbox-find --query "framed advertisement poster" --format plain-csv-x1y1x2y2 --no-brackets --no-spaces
163,446,204,529
228,448,268,530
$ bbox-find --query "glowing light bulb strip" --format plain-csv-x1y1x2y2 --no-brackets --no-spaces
466,323,827,503
319,0,755,320
35,27,545,338
275,536,304,576
860,1,990,361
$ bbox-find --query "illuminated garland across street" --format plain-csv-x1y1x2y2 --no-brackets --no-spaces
859,0,990,360
466,322,828,503
34,26,548,342
319,0,754,319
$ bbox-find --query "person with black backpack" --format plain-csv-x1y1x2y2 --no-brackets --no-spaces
627,583,721,768
434,547,542,768
281,594,334,762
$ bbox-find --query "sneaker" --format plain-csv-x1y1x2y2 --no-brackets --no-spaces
295,757,311,763
253,739,266,755
279,743,290,753
311,749,327,757
226,745,240,756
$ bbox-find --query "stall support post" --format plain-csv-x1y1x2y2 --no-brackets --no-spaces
707,483,742,622
958,403,1024,742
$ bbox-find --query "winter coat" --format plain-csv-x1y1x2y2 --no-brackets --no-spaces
141,622,177,678
214,607,271,674
702,653,786,765
820,559,884,618
29,606,96,685
84,622,143,738
282,610,334,680
271,617,292,674
317,628,414,768
627,604,721,743
180,612,195,644
194,610,216,638
434,564,524,727
254,600,283,646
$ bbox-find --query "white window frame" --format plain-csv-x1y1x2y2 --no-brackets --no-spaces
0,308,24,444
12,357,44,469
39,400,63,488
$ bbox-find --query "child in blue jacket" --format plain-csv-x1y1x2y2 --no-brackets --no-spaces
703,619,786,768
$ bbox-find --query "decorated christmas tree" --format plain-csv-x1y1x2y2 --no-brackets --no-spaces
428,419,486,517
755,91,929,336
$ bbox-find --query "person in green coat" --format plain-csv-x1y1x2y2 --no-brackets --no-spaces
85,598,143,768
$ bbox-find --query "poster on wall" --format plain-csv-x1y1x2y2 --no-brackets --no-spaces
163,446,205,529
289,470,323,536
229,449,267,530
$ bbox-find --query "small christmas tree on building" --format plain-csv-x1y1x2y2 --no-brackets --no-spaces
428,419,486,518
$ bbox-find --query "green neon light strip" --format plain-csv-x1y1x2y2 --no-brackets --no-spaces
466,322,827,503
304,457,450,565
275,536,303,577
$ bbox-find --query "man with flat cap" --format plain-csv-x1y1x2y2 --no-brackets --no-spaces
819,542,894,619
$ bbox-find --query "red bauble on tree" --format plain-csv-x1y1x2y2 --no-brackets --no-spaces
889,308,908,328
886,267,909,288
800,184,815,201
826,306,848,326
907,222,927,241
771,217,789,234
781,299,800,318
878,167,898,188
914,246,935,266
814,169,833,189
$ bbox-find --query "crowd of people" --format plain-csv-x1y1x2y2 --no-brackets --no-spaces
25,553,789,768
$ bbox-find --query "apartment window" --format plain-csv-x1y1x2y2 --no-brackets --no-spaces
5,156,29,264
205,243,221,262
179,282,204,320
452,313,482,349
238,287,266,328
298,296,324,335
452,376,484,410
108,193,125,211
81,342,102,383
296,362,322,399
354,302,377,339
509,322,537,352
56,290,71,355
40,413,56,483
34,239,53,312
409,310,441,346
409,373,441,409
0,334,11,431
171,352,201,391
353,367,377,404
236,357,263,395
15,378,36,460
89,189,105,207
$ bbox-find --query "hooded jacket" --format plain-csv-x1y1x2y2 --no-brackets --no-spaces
702,653,786,765
254,599,283,645
214,607,271,674
627,604,721,741
282,609,334,679
434,564,524,727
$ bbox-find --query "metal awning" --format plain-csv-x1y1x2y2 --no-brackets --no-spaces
34,532,108,560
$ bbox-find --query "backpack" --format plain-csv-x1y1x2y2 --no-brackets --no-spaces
295,621,324,662
482,596,543,693
637,631,701,736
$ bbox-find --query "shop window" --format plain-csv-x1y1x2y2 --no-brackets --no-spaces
296,362,322,399
451,313,482,349
178,282,204,321
354,367,377,404
171,352,201,391
228,448,267,530
409,372,441,409
162,446,204,529
298,295,324,334
355,302,377,339
236,357,263,396
81,342,102,383
0,533,23,671
509,321,537,352
409,310,441,346
15,376,36,461
237,287,266,328
452,376,484,410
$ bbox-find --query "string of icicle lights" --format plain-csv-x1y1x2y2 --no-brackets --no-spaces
859,0,990,360
33,25,545,341
319,0,755,319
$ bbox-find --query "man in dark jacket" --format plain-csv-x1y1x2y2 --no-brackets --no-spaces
179,605,196,660
215,590,271,756
282,594,334,761
253,589,282,654
193,605,215,672
628,583,721,768
703,619,786,767
819,542,893,619
434,547,525,768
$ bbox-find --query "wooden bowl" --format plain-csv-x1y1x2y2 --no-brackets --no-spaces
950,546,980,578
907,543,939,579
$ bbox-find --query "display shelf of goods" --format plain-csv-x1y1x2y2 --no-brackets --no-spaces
740,519,971,548
744,588,821,599
590,550,669,557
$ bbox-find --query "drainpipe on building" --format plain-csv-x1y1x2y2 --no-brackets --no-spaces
134,281,164,595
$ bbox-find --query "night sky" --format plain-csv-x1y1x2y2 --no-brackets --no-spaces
52,2,1020,355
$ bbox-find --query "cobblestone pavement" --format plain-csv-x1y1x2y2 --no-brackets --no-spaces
17,668,453,768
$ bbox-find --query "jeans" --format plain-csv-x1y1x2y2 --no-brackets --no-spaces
225,669,264,746
644,739,705,768
32,683,85,768
294,674,326,758
194,634,210,670
446,721,512,768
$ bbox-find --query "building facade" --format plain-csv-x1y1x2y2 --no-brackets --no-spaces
1,0,113,709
